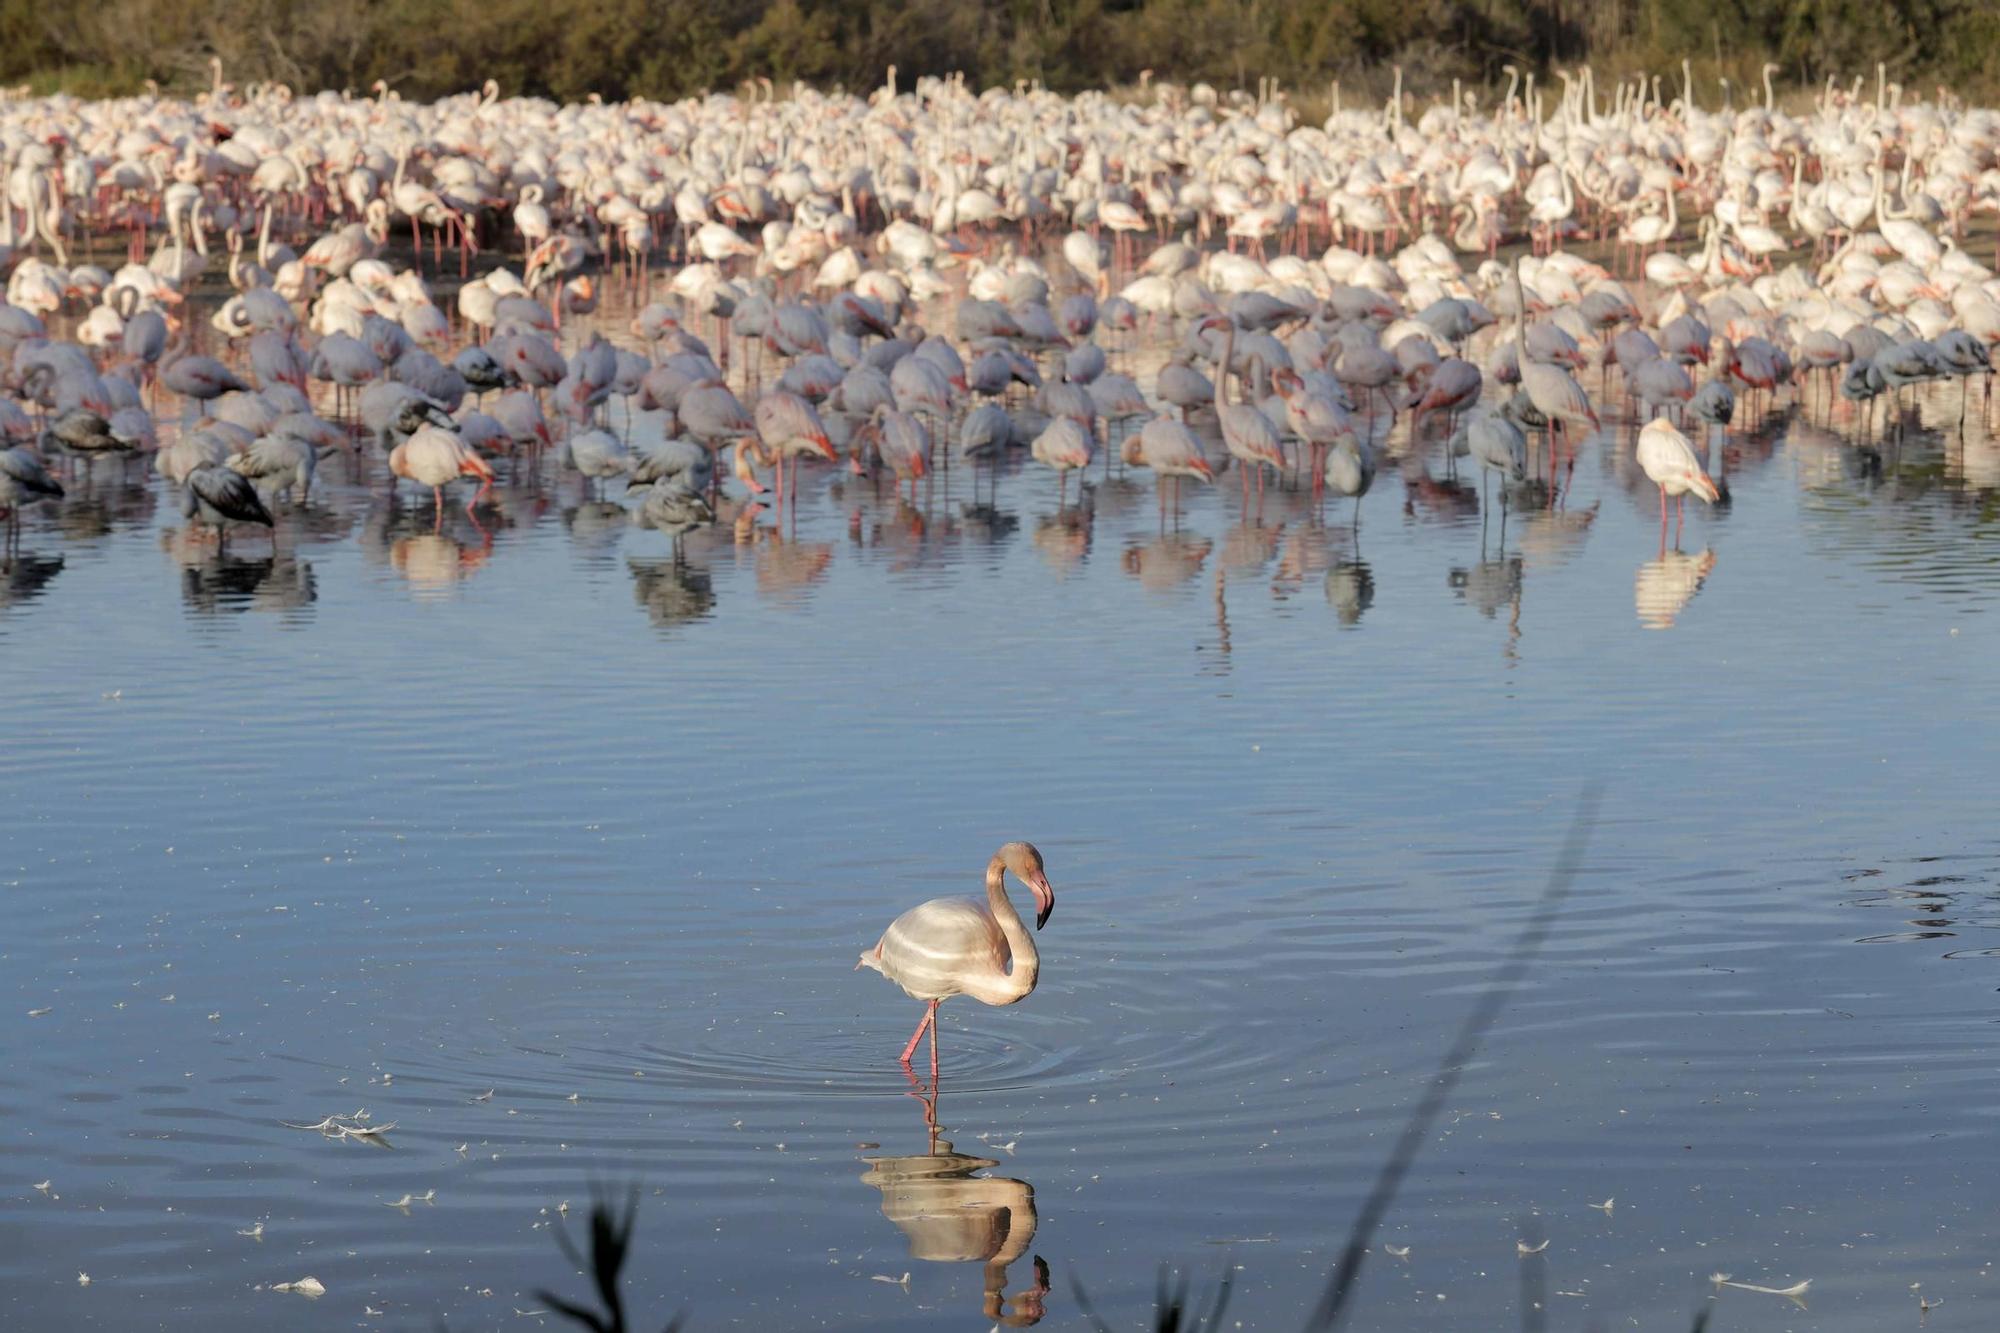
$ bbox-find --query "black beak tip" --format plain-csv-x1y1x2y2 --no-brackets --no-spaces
1035,903,1051,931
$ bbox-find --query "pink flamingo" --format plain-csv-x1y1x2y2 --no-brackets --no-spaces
858,842,1055,1078
389,426,495,528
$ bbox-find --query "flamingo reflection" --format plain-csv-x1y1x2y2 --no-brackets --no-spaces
1635,547,1717,629
390,531,491,591
1122,532,1212,591
860,1074,1050,1326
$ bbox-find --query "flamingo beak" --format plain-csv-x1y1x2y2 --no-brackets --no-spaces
1028,873,1054,930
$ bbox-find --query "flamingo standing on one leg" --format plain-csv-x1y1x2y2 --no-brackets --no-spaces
858,842,1055,1079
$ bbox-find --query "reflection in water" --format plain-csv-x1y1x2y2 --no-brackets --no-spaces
1218,519,1283,573
1517,500,1599,570
628,557,717,632
860,1080,1048,1326
1450,555,1524,662
753,531,835,604
1451,557,1522,620
1030,508,1091,577
1323,560,1375,626
162,528,318,620
389,530,493,593
944,502,1019,548
1123,532,1212,591
562,500,631,562
1635,547,1717,630
0,553,63,612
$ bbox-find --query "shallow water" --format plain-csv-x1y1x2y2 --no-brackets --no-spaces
7,292,2000,1331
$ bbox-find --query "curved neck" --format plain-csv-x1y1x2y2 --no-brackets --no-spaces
985,854,1038,995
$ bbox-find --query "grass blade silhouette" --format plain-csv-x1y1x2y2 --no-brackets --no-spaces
1306,785,1601,1331
538,1186,686,1333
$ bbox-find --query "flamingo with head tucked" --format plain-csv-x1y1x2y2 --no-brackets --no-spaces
1635,419,1719,541
389,425,495,527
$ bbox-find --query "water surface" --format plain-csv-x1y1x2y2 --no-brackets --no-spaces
6,292,2000,1331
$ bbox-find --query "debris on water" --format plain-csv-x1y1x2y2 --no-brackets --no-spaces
567,1092,580,1103
77,1272,90,1286
1517,1240,1550,1256
514,1308,550,1317
470,1089,494,1103
1711,1273,1811,1304
271,1275,326,1297
871,1272,912,1287
1589,1198,1614,1214
27,1007,51,1018
237,1222,264,1239
455,1144,470,1155
383,1190,437,1209
365,1305,384,1316
282,1111,397,1142
33,1180,52,1194
1383,1244,1411,1260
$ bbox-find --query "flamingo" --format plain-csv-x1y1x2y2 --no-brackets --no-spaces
1030,417,1094,506
1635,419,1720,540
161,339,250,416
389,426,496,526
858,842,1055,1079
1123,416,1214,517
753,390,836,505
0,444,63,553
182,464,275,549
1199,316,1285,504
1511,258,1598,462
637,482,714,564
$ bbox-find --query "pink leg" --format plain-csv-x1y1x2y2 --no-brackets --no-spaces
899,1000,939,1065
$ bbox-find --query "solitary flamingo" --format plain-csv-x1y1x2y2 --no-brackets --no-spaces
859,842,1055,1079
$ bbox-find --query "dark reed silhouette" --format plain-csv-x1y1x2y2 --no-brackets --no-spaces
537,1186,685,1333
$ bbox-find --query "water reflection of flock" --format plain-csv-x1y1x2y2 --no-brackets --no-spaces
17,379,2000,635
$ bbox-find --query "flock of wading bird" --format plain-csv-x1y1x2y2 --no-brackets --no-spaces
1,60,1998,572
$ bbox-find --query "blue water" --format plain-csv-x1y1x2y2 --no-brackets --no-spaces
5,306,2000,1331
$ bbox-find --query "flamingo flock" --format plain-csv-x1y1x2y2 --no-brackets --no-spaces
0,61,1996,588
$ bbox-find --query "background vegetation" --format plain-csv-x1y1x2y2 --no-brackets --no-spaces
3,0,1997,107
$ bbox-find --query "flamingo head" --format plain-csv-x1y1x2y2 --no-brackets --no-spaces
1000,841,1055,929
